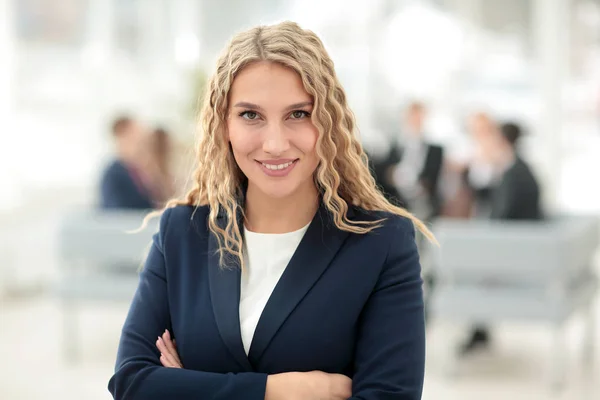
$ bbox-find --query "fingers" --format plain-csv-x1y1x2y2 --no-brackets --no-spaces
159,352,174,368
156,337,178,367
156,331,182,368
158,339,180,367
162,330,182,366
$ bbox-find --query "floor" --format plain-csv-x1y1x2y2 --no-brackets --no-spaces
1,293,598,400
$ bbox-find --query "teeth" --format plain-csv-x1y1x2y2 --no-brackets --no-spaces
262,161,293,170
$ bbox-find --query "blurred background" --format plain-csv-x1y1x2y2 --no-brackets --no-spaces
1,0,599,399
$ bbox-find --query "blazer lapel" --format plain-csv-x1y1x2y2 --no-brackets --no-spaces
248,203,352,364
207,210,253,371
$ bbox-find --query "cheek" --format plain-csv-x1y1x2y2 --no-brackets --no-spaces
296,126,319,155
227,122,257,155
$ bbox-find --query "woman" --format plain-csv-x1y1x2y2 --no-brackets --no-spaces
108,21,433,400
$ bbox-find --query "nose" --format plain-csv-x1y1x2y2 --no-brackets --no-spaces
262,122,290,156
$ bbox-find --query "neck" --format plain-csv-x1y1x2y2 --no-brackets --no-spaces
118,149,135,166
496,148,516,173
244,181,319,234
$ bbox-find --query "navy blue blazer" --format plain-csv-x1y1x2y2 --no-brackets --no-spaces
108,203,425,399
100,160,154,210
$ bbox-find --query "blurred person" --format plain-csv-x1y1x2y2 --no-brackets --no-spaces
108,21,434,400
141,127,177,208
390,102,444,221
463,112,498,217
460,121,543,355
485,121,542,220
440,111,499,218
387,102,443,324
366,148,407,208
99,116,154,210
465,119,542,220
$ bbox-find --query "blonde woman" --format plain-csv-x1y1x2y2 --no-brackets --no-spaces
109,21,432,400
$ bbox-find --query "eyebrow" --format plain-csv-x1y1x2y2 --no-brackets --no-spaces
232,101,313,112
284,101,313,111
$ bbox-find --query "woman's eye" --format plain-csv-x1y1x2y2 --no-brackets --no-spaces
290,110,310,119
240,111,258,120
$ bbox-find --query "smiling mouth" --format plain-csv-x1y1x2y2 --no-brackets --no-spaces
259,160,298,170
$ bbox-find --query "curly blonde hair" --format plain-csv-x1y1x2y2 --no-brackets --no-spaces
154,21,434,267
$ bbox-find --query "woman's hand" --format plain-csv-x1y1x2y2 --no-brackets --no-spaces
156,329,183,368
266,370,352,400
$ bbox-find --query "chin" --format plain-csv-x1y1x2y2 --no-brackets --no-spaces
257,182,299,199
245,173,305,198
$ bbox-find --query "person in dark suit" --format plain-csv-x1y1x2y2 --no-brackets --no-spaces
108,21,432,400
488,123,542,220
388,102,444,220
99,116,154,210
460,121,543,355
366,150,407,207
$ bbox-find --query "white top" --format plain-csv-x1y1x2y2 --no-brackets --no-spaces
393,137,428,199
239,223,310,355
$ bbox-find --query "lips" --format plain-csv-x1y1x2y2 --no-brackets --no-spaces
261,160,295,170
256,159,299,177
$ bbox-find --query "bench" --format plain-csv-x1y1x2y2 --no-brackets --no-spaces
429,216,598,390
55,209,158,362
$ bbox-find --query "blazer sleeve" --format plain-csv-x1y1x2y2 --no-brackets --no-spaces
350,217,425,400
108,209,268,400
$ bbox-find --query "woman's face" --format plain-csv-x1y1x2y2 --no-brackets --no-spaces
226,61,320,200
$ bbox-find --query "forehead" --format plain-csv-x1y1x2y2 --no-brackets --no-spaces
229,61,311,106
